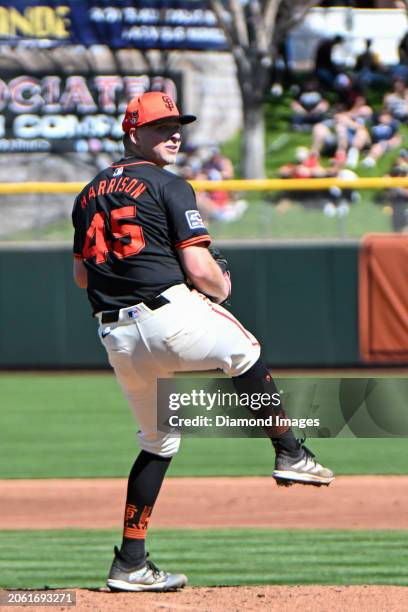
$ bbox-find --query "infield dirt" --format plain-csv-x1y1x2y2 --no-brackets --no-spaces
1,585,408,612
1,475,408,529
2,476,407,611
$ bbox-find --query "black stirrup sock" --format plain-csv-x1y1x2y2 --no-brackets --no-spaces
232,358,301,456
119,450,172,568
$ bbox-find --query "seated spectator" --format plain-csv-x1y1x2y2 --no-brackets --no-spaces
323,168,360,219
354,39,387,89
279,146,331,179
394,30,408,82
355,39,381,74
362,110,402,168
333,73,365,109
387,149,408,231
175,144,203,180
391,148,408,175
196,147,248,223
345,93,373,123
337,95,373,167
337,112,371,168
291,81,330,131
311,111,370,168
277,148,356,213
383,78,408,122
314,34,345,89
202,146,234,180
270,39,291,95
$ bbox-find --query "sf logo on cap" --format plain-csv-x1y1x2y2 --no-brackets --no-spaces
130,111,139,123
162,95,175,111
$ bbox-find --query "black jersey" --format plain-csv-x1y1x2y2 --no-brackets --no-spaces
72,157,211,313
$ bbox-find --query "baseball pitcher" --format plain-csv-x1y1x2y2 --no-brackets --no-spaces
72,91,334,593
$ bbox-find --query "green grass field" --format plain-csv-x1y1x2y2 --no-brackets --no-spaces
1,372,407,590
1,373,407,478
1,529,408,588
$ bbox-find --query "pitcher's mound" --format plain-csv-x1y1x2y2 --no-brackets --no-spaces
2,586,406,612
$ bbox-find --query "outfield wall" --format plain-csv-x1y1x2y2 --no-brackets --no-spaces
0,242,359,368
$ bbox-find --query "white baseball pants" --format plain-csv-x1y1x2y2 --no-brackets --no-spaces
97,284,260,457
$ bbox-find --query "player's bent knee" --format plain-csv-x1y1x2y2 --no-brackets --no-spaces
225,344,261,377
138,431,181,458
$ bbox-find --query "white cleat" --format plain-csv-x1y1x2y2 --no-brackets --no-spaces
107,548,188,592
273,446,334,487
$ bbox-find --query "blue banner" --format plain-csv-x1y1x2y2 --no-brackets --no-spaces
0,1,227,50
0,71,182,153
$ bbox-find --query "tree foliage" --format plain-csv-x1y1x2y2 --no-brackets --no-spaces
209,0,321,177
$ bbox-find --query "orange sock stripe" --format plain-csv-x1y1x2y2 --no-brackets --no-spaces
123,527,147,539
123,504,152,541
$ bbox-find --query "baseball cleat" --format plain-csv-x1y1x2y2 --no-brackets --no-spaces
107,548,188,592
272,445,334,487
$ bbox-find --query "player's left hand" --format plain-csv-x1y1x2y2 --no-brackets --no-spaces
208,246,231,305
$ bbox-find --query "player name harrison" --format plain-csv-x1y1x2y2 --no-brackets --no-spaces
79,178,146,209
168,415,320,428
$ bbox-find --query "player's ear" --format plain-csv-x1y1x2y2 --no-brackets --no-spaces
128,128,139,146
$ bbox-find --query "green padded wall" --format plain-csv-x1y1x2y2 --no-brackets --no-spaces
0,242,359,368
222,241,359,367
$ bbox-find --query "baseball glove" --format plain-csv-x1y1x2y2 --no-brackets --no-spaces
209,246,231,305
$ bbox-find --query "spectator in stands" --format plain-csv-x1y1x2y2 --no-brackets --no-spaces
333,73,364,109
202,146,234,181
278,146,332,179
391,147,408,174
387,149,408,231
314,34,344,89
355,39,380,74
354,39,386,89
346,93,373,123
291,81,330,131
196,147,248,223
277,147,357,214
311,110,371,168
383,77,408,122
362,110,402,168
270,39,291,96
339,94,373,167
323,167,360,219
176,144,203,180
395,30,408,81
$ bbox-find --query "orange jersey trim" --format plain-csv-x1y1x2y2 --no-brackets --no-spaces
176,234,211,249
73,253,82,259
111,161,156,168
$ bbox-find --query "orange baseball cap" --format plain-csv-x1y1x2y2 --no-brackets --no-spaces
122,91,196,132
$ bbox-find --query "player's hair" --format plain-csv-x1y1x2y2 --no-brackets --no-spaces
123,132,136,156
123,133,131,148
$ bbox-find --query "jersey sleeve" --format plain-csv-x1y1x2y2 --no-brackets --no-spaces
72,195,85,259
163,177,211,249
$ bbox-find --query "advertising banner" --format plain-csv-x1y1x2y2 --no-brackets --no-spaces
0,1,227,50
0,72,181,153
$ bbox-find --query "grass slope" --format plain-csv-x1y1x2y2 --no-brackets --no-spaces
1,374,407,478
1,529,408,588
5,92,404,242
9,190,391,242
